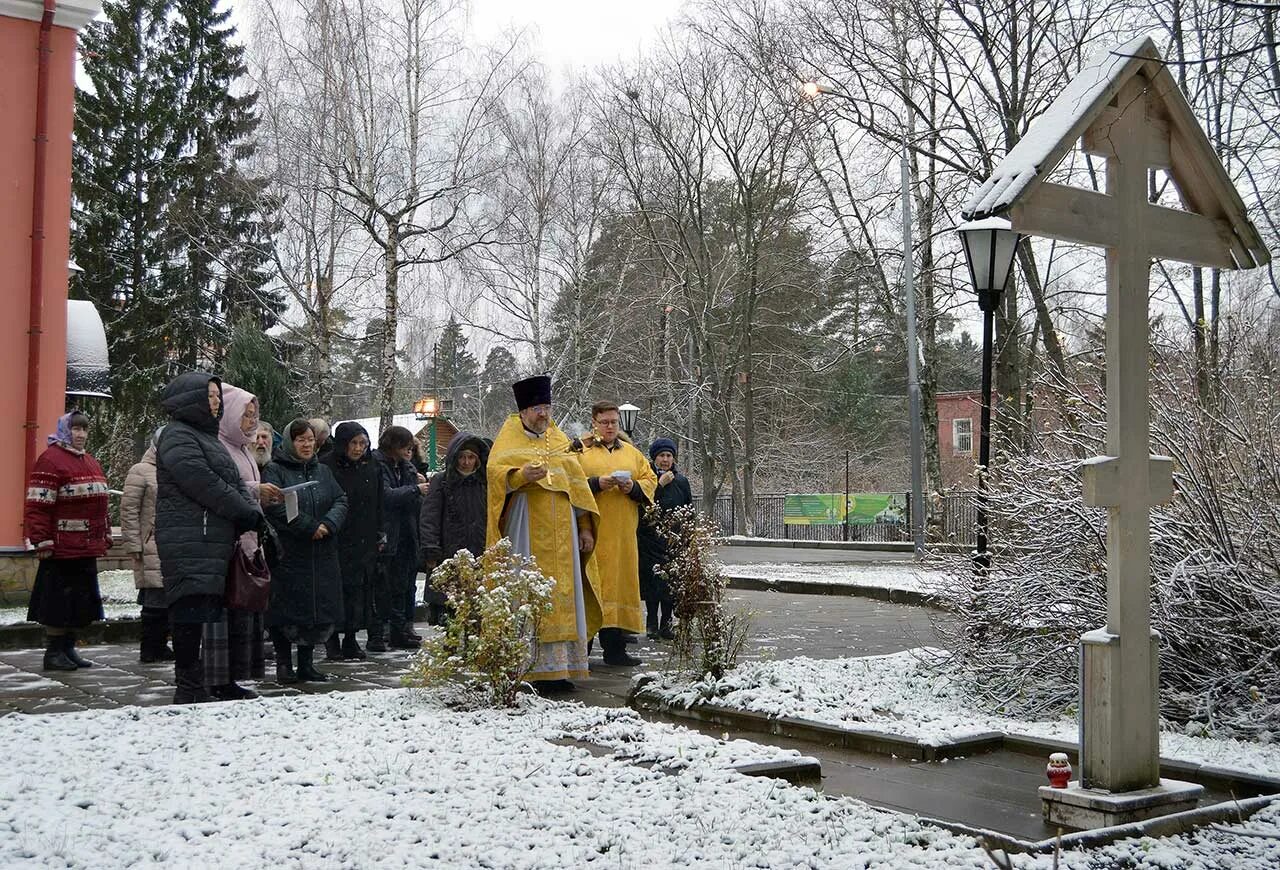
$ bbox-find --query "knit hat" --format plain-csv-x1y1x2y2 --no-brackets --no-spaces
649,437,677,462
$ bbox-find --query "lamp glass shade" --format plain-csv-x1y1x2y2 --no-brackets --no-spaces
618,402,640,432
957,217,1020,294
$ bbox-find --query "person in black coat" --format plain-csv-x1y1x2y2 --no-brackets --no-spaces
155,372,264,703
321,421,382,661
262,419,349,682
418,431,489,625
371,426,428,651
637,437,694,640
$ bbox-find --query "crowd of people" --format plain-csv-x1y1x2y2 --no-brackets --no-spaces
22,372,692,701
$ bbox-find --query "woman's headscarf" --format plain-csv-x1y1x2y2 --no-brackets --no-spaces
217,384,261,487
47,411,90,453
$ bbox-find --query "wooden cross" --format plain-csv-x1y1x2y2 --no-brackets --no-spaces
963,35,1268,799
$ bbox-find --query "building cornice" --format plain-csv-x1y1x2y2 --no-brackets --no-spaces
0,0,103,31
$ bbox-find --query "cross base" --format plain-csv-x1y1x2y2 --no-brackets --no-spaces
1040,779,1203,831
1081,628,1161,791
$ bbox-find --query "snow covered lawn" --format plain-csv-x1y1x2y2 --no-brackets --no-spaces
639,650,1280,775
1,569,140,625
1,689,1278,868
721,562,946,595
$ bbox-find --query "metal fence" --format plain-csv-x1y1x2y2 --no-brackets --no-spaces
699,491,977,546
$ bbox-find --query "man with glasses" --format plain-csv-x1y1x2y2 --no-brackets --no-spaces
576,401,658,666
486,375,604,692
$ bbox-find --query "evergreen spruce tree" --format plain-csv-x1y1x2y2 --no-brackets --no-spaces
480,346,519,425
430,317,480,416
72,0,280,475
223,318,299,426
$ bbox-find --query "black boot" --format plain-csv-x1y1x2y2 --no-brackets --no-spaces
600,628,642,667
63,632,95,668
272,636,297,684
365,623,388,653
426,603,444,627
659,602,676,640
42,634,77,671
645,601,660,640
295,645,329,682
140,608,175,663
389,626,420,650
172,624,213,704
324,634,344,661
210,682,259,701
341,633,366,660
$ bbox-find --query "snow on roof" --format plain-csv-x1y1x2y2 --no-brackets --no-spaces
336,414,430,438
66,299,111,398
962,33,1157,219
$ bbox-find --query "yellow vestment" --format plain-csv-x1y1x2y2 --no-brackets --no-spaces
576,439,658,632
487,415,603,653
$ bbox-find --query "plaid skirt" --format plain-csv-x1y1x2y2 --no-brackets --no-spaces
201,608,266,686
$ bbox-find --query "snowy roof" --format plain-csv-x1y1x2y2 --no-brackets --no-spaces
66,299,111,398
962,34,1154,219
335,414,430,438
961,33,1269,268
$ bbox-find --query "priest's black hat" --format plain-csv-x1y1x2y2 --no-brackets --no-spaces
512,375,552,410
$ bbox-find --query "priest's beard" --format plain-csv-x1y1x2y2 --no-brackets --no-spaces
252,444,271,468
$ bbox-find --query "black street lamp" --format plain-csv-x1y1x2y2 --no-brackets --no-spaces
956,217,1021,571
618,402,640,438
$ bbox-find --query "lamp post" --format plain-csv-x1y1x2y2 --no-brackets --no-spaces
956,217,1021,572
413,395,440,471
618,402,640,439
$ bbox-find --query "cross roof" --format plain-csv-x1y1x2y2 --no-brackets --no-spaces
962,33,1269,270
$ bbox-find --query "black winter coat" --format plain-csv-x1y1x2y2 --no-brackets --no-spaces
322,429,382,585
419,432,489,568
638,466,694,602
374,449,421,560
262,450,349,629
156,372,261,605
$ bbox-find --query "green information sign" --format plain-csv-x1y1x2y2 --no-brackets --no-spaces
783,493,907,526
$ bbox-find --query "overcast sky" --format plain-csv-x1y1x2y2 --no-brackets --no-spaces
469,0,685,70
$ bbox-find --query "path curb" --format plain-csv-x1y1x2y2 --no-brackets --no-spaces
725,575,948,609
628,685,1280,798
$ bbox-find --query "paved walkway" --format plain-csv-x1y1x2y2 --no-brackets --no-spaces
0,589,941,715
0,587,1104,842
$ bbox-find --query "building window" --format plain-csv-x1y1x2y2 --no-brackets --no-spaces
953,418,973,456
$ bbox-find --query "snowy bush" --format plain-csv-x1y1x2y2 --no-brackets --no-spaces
402,538,554,708
932,324,1280,737
650,505,750,679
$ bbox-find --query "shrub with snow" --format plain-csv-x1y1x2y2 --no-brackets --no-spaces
650,504,750,679
402,538,554,707
932,325,1280,737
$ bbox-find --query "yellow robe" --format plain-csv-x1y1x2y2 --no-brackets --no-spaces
487,415,603,650
576,439,658,632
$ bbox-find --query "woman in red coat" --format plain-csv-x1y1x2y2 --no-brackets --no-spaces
24,410,112,671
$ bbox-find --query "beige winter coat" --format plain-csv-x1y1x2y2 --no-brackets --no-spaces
120,446,162,589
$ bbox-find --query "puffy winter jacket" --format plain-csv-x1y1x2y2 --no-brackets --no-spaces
156,372,262,604
418,432,489,567
262,445,348,629
119,446,162,589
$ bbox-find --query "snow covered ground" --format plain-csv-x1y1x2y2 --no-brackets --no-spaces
1,570,440,626
721,561,946,595
640,649,1280,775
1,689,1277,868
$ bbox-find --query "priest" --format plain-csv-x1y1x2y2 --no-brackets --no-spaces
576,401,658,666
487,375,603,692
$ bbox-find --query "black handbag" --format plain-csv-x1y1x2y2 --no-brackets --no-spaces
227,544,271,612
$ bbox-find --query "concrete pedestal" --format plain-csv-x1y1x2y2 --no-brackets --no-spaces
1040,779,1203,830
